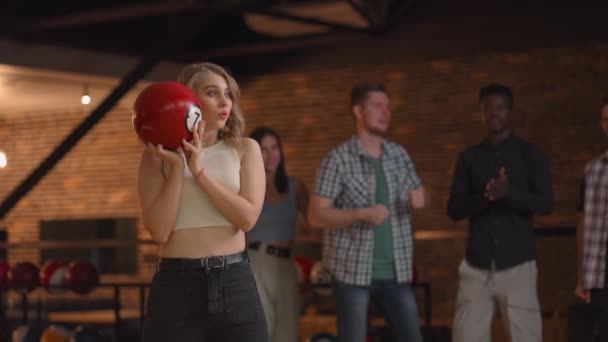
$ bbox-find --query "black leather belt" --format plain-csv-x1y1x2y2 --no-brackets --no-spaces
248,242,291,258
157,250,248,272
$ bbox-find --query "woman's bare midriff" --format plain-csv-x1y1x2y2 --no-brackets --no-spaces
159,226,246,258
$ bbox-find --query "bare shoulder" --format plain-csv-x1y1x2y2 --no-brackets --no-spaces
237,137,261,158
241,137,259,149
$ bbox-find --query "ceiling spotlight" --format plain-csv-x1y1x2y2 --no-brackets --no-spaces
81,84,91,105
0,151,7,168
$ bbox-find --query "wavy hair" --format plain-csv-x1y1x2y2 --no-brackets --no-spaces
177,62,244,146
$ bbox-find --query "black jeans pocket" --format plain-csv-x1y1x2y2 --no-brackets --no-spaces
223,267,264,325
142,270,203,341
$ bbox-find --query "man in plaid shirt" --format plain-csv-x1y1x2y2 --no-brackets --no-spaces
576,96,608,340
308,82,428,342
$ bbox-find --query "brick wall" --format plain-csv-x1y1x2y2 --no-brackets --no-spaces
240,43,608,320
1,7,607,325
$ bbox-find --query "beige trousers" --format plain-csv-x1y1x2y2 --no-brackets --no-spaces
249,247,300,342
452,259,542,342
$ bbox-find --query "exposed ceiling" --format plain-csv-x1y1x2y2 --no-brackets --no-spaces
0,0,421,116
0,0,607,117
0,0,409,62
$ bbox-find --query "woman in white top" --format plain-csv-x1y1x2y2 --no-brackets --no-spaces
137,62,268,342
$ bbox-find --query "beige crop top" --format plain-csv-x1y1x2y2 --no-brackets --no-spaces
163,140,241,230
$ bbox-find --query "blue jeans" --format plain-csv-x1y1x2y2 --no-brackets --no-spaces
334,280,423,342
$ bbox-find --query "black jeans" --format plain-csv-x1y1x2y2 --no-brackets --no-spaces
142,251,269,342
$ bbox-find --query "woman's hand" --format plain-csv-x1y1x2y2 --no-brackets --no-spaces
144,142,184,170
182,120,207,177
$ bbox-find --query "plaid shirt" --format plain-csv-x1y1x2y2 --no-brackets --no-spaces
583,151,608,289
314,136,422,286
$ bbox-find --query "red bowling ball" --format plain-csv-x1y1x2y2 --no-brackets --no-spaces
40,260,69,292
132,81,203,150
65,261,99,295
8,262,39,293
294,257,312,285
0,261,9,292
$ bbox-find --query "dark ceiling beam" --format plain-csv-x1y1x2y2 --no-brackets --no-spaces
0,0,18,32
11,0,265,33
185,31,362,58
347,0,419,32
346,0,389,29
247,7,372,34
1,0,18,17
387,0,420,31
0,12,209,219
346,0,376,29
0,56,158,220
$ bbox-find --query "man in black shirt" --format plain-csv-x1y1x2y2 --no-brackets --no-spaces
448,83,554,342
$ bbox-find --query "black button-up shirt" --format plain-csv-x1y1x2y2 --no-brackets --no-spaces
447,134,554,270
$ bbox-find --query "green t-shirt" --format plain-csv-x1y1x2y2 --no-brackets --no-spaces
369,157,396,280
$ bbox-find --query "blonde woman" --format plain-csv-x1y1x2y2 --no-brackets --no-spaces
138,62,268,341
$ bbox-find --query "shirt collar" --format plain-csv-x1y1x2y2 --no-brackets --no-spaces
481,132,516,149
350,135,395,158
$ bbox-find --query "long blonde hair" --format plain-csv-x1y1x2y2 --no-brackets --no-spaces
176,62,244,146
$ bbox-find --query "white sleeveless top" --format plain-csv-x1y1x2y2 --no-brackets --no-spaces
163,140,241,230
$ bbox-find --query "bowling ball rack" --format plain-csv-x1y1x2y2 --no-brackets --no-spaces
0,281,149,342
3,282,432,341
0,240,433,341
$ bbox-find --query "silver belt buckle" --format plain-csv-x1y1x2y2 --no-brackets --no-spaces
201,256,225,270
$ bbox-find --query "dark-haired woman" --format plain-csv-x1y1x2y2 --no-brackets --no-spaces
247,126,309,342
